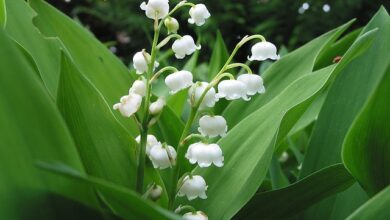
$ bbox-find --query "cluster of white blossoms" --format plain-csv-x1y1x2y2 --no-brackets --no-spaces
113,0,279,219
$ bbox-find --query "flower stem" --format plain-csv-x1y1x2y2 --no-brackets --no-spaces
136,16,161,194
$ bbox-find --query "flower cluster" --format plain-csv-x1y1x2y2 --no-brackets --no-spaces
113,0,279,219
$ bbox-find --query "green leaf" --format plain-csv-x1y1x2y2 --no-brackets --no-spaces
0,29,100,219
269,155,290,189
236,164,354,220
185,22,377,220
38,162,183,220
208,30,229,80
223,20,354,128
299,7,390,220
0,0,5,28
342,65,390,196
346,186,390,220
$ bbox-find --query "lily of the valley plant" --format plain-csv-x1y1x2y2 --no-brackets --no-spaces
114,0,279,218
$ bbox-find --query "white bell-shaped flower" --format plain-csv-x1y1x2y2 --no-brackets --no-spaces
248,41,280,61
183,211,208,220
216,80,250,101
198,115,227,138
188,82,217,109
113,93,142,117
178,175,208,200
185,142,224,167
149,144,177,169
129,80,147,97
135,134,160,156
164,17,179,34
237,74,265,95
149,97,165,115
172,35,201,59
140,0,169,20
165,70,193,94
133,51,159,75
148,184,163,201
188,4,211,26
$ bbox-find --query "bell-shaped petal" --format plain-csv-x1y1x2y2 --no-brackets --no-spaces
188,82,217,109
178,175,208,200
140,0,169,20
135,134,160,156
113,93,142,117
149,144,176,169
172,35,201,59
149,97,165,115
215,80,250,101
165,70,193,94
185,142,224,167
133,51,148,74
129,79,147,97
148,185,163,201
237,73,265,95
248,41,280,61
198,115,227,138
188,4,210,26
183,211,208,220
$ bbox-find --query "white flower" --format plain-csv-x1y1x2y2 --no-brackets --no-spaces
148,185,163,201
133,51,159,75
237,74,265,95
113,93,142,117
248,41,280,61
140,0,169,20
216,80,250,101
129,80,147,97
135,134,160,156
164,17,179,34
198,115,227,138
188,4,210,26
188,82,217,109
149,97,165,115
165,70,193,94
149,144,177,169
183,211,208,220
172,35,201,59
178,175,208,200
186,142,224,167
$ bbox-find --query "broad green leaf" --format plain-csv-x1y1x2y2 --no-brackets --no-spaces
342,65,390,196
346,186,390,220
300,7,390,220
269,155,289,189
38,162,183,220
223,20,354,128
186,25,377,220
235,164,354,220
4,0,61,98
0,0,5,28
0,29,100,219
208,30,229,80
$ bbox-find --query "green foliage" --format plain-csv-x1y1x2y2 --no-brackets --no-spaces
1,0,390,219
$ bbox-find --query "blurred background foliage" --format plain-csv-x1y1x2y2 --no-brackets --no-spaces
48,0,390,64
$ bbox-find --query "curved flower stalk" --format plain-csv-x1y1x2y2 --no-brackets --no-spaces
112,0,280,218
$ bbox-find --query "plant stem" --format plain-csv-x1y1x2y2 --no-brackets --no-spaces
136,17,161,194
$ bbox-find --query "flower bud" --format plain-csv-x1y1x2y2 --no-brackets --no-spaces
178,175,208,200
135,134,160,156
165,70,193,94
148,184,163,201
183,211,208,220
237,74,265,96
188,82,217,109
113,93,142,117
164,17,179,34
149,97,165,115
248,41,280,61
188,4,211,26
172,35,201,59
129,79,147,97
185,142,224,167
149,144,177,169
140,0,169,20
215,80,250,101
133,51,159,74
198,115,227,138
